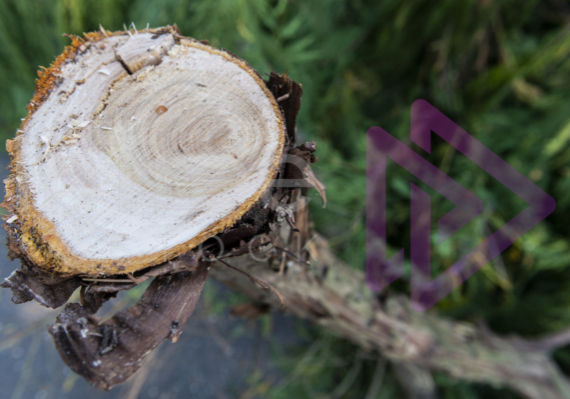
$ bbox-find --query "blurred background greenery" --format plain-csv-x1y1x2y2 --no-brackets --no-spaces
1,0,570,397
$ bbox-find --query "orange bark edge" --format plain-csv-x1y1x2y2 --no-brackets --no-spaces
3,25,286,277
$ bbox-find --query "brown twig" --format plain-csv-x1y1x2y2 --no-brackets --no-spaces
81,278,135,284
216,259,286,309
532,326,570,352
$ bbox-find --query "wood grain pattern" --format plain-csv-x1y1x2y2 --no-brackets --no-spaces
4,27,285,275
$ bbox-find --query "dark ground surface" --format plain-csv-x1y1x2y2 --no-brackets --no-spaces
0,155,305,399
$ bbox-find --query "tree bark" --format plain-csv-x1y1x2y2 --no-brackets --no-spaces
209,220,570,399
2,25,570,398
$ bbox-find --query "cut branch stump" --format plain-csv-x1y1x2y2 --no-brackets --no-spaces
2,25,570,398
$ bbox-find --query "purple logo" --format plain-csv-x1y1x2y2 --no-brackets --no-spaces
366,100,556,311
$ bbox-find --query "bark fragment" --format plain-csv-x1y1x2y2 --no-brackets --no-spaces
48,261,210,390
1,260,81,308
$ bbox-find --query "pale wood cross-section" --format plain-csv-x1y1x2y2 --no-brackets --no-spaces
4,26,285,275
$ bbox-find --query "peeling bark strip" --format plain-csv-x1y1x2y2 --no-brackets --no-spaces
3,25,286,275
0,260,81,308
48,262,210,390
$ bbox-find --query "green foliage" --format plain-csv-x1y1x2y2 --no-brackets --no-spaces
261,326,405,399
2,0,570,397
